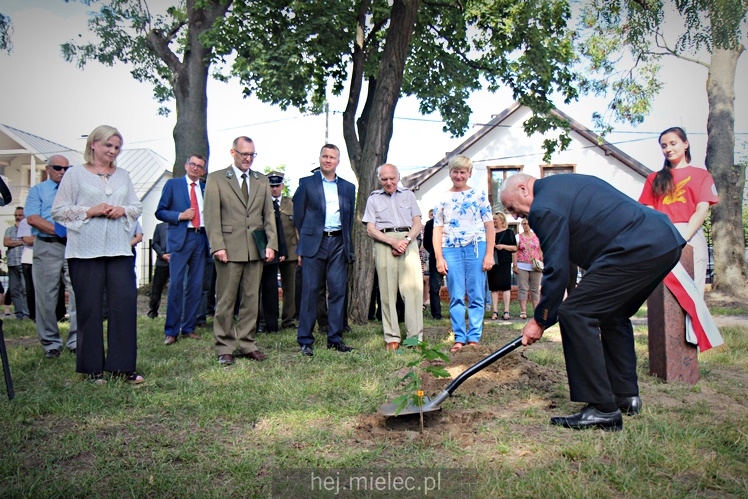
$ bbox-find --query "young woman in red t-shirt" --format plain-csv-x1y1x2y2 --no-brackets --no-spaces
638,127,719,295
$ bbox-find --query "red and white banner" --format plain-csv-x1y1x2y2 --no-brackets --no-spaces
663,263,724,352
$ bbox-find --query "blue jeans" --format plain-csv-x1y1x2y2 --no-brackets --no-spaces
443,242,487,343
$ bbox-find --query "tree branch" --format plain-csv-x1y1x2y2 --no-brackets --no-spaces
146,29,181,72
653,30,709,68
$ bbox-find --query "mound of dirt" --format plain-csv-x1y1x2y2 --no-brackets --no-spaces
417,344,565,398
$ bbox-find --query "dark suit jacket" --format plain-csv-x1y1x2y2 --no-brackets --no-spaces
293,171,356,263
155,177,209,254
151,222,169,268
423,219,435,257
268,198,288,264
278,196,298,261
529,174,685,328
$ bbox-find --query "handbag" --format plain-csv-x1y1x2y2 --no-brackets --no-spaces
531,258,544,272
493,248,501,266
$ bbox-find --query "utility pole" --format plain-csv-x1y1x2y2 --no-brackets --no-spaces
324,102,329,144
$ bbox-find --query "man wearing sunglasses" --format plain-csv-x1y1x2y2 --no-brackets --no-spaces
24,155,78,359
155,154,210,346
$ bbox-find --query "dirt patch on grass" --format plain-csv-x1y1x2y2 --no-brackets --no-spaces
4,336,38,348
357,340,566,446
705,289,748,310
416,345,565,398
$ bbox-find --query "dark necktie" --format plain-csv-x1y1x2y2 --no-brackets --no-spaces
241,173,249,202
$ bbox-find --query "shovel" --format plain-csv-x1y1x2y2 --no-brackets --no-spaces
379,336,523,417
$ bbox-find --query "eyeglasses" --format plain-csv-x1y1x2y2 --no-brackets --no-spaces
49,165,71,172
187,161,206,170
232,150,257,160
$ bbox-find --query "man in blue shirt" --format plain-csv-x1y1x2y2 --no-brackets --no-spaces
293,145,356,356
25,155,78,359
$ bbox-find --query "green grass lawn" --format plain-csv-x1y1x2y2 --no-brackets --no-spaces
0,303,746,498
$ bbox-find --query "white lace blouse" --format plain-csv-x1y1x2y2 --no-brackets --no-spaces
51,165,143,259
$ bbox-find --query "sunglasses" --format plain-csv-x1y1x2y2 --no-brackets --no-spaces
49,165,71,172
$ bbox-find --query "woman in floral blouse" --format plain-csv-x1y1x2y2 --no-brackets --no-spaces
433,155,495,352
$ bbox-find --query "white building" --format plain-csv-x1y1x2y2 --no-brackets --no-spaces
401,102,653,228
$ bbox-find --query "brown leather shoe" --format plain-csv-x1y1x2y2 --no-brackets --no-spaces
164,336,178,345
244,350,267,362
218,354,234,365
182,333,200,340
386,342,400,351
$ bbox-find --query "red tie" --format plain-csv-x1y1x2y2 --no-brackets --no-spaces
190,182,201,228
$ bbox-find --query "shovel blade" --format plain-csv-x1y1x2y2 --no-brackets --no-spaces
378,396,443,417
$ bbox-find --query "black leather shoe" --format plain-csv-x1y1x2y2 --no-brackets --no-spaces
327,342,354,352
300,345,314,357
550,405,623,431
615,396,641,416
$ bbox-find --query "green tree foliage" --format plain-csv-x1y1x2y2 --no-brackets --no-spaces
210,0,579,321
578,0,748,295
61,0,232,176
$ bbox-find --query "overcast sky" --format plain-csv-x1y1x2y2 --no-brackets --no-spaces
1,0,746,190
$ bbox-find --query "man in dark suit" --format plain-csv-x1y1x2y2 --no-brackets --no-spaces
422,209,442,319
273,174,299,330
293,144,356,356
155,154,209,345
258,172,288,333
501,173,685,431
203,137,278,365
147,222,170,319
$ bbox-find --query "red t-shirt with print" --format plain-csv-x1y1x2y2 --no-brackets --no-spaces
638,166,719,223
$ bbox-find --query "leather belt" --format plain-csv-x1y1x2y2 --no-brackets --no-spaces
191,227,206,234
323,230,342,237
38,235,67,245
381,227,411,233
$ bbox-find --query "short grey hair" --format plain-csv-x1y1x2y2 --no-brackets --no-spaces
448,154,472,173
376,163,400,179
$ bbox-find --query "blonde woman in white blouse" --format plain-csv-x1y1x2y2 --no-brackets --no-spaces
52,125,143,384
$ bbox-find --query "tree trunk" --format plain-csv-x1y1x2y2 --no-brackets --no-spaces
705,46,747,295
172,59,210,178
347,0,421,324
146,0,231,177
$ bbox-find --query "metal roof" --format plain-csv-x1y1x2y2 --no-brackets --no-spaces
0,123,85,165
115,148,172,201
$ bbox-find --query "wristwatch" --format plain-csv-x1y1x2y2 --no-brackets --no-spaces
405,235,412,242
